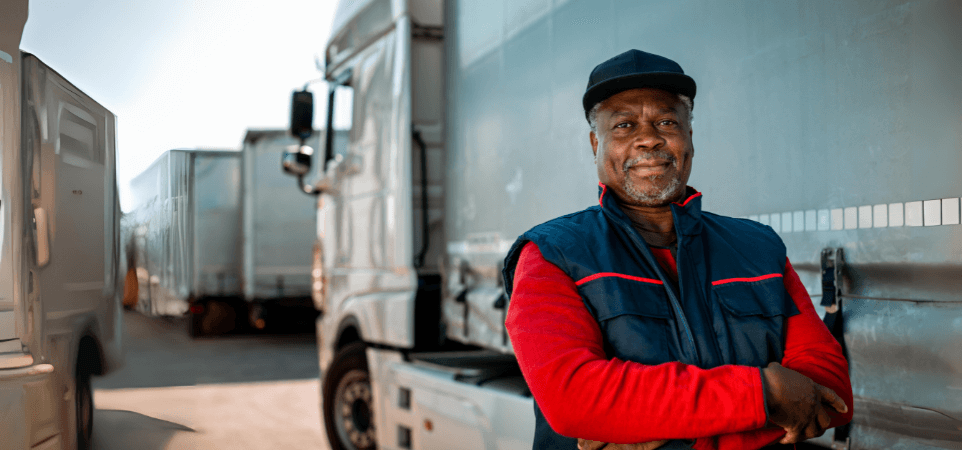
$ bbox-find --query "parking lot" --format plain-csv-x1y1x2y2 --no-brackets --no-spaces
91,311,329,450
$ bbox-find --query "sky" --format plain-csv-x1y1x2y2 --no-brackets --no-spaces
20,0,340,211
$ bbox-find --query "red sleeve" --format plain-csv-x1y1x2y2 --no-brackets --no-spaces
505,242,768,444
781,258,853,426
697,259,855,450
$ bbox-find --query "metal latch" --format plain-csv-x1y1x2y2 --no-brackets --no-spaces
821,247,852,449
820,248,844,313
830,437,851,450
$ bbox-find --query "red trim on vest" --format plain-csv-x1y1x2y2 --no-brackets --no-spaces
711,273,783,286
576,272,664,286
674,191,703,207
598,182,607,206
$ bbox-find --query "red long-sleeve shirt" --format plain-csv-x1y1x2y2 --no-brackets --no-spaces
506,241,853,449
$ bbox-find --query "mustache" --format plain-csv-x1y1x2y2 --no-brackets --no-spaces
622,151,677,173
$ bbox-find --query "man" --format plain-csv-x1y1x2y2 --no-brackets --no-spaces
502,49,853,450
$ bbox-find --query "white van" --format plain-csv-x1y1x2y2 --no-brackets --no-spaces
1,2,124,449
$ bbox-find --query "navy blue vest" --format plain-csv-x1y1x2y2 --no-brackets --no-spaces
503,186,800,449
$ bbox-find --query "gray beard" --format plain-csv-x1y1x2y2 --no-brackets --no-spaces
622,151,684,206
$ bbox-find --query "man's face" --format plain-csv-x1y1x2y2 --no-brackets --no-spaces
590,88,694,207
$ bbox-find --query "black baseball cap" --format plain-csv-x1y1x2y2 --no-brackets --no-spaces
582,49,696,120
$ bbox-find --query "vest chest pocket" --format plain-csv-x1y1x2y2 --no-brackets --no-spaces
712,277,800,366
582,279,673,365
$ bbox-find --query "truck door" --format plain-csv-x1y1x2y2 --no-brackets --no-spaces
22,55,118,337
322,8,419,348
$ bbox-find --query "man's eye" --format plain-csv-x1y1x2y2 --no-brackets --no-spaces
658,120,677,126
614,122,632,129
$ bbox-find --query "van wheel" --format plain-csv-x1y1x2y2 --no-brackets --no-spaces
323,342,376,450
76,360,94,450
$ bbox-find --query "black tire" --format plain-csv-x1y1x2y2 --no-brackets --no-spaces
76,359,94,450
322,342,376,450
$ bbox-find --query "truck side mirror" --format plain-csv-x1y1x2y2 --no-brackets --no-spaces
282,145,313,176
290,90,314,141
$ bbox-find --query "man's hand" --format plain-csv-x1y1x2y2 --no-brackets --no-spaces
762,362,848,444
577,439,669,450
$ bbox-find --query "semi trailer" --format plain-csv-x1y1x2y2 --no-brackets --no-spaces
125,128,347,335
125,149,245,334
1,1,125,448
283,1,962,449
242,129,348,330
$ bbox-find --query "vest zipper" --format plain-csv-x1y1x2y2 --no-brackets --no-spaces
607,211,700,365
668,234,699,364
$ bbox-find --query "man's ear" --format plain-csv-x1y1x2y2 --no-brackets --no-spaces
590,131,598,157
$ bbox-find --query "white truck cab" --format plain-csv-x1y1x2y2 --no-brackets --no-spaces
1,2,124,449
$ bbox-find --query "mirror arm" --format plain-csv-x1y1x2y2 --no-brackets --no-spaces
296,174,324,196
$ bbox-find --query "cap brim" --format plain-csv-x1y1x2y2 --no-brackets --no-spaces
583,72,696,118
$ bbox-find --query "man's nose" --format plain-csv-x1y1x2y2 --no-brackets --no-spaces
633,122,665,149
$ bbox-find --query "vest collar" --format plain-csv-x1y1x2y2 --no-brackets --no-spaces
597,183,703,236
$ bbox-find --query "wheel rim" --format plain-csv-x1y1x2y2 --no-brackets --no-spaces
333,369,375,450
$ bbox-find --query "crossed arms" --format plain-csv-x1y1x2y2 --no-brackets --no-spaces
506,242,853,450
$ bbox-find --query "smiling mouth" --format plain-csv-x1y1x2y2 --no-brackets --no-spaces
625,160,671,177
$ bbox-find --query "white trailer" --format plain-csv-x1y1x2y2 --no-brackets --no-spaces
125,130,347,335
241,128,347,330
125,149,244,335
285,1,962,449
1,1,124,448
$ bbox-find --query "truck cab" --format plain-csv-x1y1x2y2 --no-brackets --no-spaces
283,1,535,449
1,2,124,448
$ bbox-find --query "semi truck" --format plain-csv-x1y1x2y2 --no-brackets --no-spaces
0,1,125,448
283,1,962,449
125,129,347,335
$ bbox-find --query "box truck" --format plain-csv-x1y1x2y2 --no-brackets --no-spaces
1,1,124,448
283,1,962,449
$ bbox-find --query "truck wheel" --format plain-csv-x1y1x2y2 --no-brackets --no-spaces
323,342,376,450
76,359,94,450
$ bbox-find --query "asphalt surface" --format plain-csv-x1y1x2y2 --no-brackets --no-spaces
91,310,330,449
90,311,832,450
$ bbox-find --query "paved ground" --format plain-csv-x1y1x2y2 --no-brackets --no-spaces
90,311,831,450
91,310,331,450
